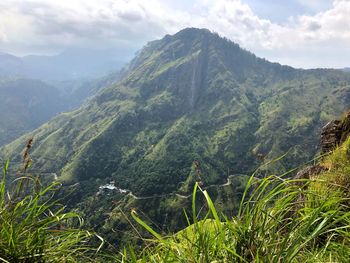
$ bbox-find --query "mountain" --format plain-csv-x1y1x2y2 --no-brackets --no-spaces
0,52,24,77
49,70,123,110
0,72,123,147
21,48,127,81
0,78,65,146
2,28,350,243
0,49,124,146
3,27,350,190
0,48,127,81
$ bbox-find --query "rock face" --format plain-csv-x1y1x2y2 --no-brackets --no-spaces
340,112,350,145
321,112,350,154
320,120,342,154
296,111,350,182
294,165,328,185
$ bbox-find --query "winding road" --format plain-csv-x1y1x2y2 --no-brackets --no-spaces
100,175,242,201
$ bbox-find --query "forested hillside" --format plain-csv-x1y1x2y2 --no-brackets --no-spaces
2,28,350,244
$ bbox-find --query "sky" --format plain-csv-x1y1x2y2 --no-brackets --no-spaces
0,0,349,68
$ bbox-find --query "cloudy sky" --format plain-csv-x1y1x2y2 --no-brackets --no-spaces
0,0,349,68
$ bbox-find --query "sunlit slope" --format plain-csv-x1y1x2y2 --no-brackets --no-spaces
3,28,350,198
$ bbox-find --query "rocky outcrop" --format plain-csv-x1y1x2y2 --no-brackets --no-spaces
294,165,328,185
321,112,350,154
340,112,350,145
320,120,342,153
288,112,350,221
295,111,350,182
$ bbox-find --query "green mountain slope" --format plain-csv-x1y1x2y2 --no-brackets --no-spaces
125,130,350,262
2,29,350,237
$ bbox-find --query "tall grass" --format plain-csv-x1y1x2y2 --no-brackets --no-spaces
120,173,350,262
0,160,103,262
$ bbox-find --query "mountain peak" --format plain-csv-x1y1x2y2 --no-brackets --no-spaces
124,27,293,95
173,27,212,38
164,27,236,48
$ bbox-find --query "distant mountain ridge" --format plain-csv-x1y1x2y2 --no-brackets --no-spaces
0,78,64,146
0,47,126,146
0,52,24,76
0,48,127,81
0,71,123,147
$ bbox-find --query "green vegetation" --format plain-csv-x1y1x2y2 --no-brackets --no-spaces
0,160,102,262
0,72,120,147
310,136,350,207
0,127,349,262
2,28,350,247
119,143,350,262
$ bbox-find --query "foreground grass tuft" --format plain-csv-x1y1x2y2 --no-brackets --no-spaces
0,160,103,262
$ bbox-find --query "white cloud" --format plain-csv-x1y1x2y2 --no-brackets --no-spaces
266,0,350,67
191,0,350,68
0,0,187,54
193,0,281,49
0,0,349,68
0,30,7,43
